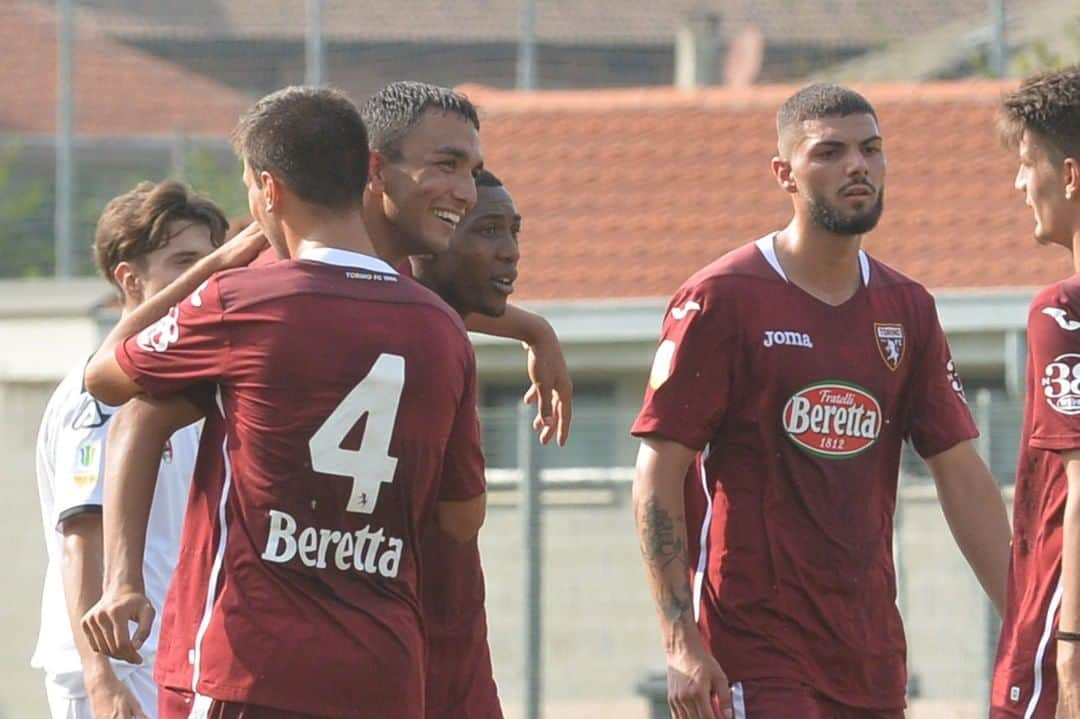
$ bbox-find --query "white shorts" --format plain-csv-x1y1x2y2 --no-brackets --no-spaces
44,666,158,719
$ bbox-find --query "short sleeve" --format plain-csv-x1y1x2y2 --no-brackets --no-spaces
1028,293,1080,451
631,283,736,451
906,296,978,458
50,395,111,529
437,347,486,501
115,276,231,398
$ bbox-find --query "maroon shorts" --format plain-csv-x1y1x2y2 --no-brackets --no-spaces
731,678,905,719
159,687,327,719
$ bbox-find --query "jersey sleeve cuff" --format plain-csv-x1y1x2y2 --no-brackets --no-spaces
55,503,103,530
630,417,708,452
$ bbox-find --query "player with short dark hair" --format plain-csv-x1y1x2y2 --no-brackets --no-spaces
361,81,572,447
631,83,1011,719
80,86,486,719
990,66,1080,719
33,179,224,719
410,168,520,719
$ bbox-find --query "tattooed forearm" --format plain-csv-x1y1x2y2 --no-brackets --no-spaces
659,583,694,623
637,494,694,624
639,495,687,569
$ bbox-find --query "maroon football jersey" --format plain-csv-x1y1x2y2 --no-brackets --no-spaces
991,277,1080,718
422,528,502,719
632,236,977,710
115,248,486,718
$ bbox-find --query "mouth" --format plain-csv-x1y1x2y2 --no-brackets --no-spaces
432,208,462,229
841,186,874,198
491,271,517,295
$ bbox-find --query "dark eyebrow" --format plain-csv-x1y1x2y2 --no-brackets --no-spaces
433,146,470,160
860,135,883,145
168,250,202,262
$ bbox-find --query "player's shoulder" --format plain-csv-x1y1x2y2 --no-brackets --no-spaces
1027,275,1080,333
864,256,929,295
39,363,113,444
864,255,938,313
675,237,784,301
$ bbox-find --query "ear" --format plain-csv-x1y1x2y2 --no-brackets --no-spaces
367,152,388,194
113,261,143,303
1065,156,1080,201
259,170,279,213
772,156,797,194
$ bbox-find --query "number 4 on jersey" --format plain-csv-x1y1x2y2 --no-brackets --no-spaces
308,354,405,514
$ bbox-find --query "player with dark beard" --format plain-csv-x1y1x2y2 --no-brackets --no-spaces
631,83,1011,719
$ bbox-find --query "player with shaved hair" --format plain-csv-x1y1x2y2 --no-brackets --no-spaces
361,81,572,447
631,83,1011,719
990,66,1080,719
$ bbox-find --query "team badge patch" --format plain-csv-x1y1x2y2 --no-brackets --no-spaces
874,323,905,371
649,340,677,390
73,439,101,488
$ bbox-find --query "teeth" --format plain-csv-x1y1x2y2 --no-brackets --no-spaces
433,209,461,225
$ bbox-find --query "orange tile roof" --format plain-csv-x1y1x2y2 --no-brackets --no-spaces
461,82,1073,300
0,1,250,136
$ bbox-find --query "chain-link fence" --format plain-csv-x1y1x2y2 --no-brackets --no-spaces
476,393,1024,719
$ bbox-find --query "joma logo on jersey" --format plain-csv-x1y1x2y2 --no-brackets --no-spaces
782,382,882,459
763,330,814,348
261,509,403,578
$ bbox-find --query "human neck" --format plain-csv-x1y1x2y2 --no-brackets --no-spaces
283,209,377,260
773,214,864,306
1071,226,1080,275
360,200,406,268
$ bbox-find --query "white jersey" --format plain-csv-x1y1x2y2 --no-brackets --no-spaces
32,362,198,697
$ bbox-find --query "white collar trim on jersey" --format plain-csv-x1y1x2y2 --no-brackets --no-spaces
754,233,871,286
298,246,399,275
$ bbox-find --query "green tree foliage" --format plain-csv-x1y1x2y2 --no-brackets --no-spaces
0,145,49,278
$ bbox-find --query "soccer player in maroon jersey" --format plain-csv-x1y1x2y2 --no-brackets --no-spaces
410,169,519,719
360,81,572,447
80,86,487,719
631,83,1012,719
990,67,1080,719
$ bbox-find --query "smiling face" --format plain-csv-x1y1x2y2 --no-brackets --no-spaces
1015,129,1075,249
412,183,520,317
375,109,484,259
781,113,886,236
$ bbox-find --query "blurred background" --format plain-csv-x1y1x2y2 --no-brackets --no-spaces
1,1,1078,717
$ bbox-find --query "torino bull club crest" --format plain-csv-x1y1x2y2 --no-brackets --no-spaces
874,323,905,371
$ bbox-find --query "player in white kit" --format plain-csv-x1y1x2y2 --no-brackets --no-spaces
32,180,226,719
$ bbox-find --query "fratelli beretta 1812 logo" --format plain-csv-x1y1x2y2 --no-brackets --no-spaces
782,381,882,459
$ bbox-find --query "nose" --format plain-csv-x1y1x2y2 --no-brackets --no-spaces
497,233,520,264
1014,165,1026,192
846,147,870,178
452,172,478,210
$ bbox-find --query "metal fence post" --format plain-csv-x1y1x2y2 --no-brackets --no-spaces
974,388,996,717
517,403,542,719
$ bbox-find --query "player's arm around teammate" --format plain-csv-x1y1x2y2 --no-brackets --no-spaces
465,307,572,446
634,439,732,719
83,222,269,407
